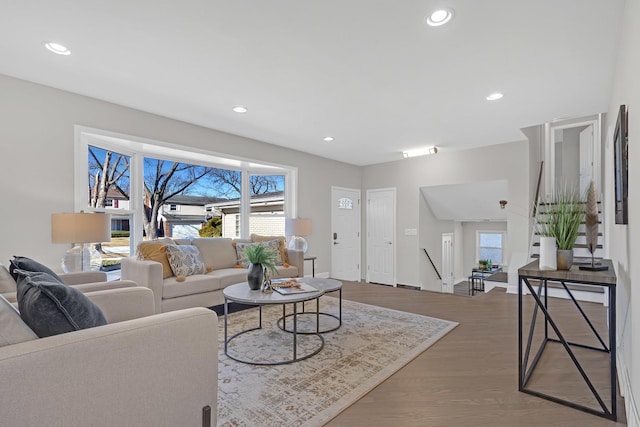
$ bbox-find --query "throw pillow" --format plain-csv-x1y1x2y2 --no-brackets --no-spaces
0,295,38,346
137,240,174,279
250,234,288,265
14,269,107,338
235,239,282,268
0,264,17,294
9,256,62,282
164,245,206,277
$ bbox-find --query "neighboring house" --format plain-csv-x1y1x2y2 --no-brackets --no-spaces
206,191,284,238
157,195,224,239
91,187,130,231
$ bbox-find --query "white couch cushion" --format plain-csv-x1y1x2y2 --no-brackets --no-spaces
192,238,239,270
0,295,38,346
0,264,17,294
163,274,226,299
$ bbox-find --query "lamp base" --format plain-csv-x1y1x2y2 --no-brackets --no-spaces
61,244,102,273
287,236,308,254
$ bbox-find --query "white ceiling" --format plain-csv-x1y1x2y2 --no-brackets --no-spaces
0,1,625,166
421,180,508,221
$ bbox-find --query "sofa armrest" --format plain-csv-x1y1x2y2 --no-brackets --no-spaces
121,257,164,313
286,249,304,277
59,271,108,285
70,279,137,294
0,308,218,427
85,286,155,323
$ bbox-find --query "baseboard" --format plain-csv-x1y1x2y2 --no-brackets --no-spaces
618,352,640,426
483,280,507,293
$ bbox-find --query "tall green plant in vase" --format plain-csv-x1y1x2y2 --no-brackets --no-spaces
548,182,584,270
244,243,278,290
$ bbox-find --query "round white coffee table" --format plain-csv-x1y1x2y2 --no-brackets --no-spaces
277,277,343,334
223,282,325,365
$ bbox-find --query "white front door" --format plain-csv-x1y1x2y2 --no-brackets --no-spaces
579,125,594,194
442,233,453,293
331,187,361,281
366,188,396,286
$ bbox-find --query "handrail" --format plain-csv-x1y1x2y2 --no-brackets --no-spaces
422,248,442,280
532,161,544,217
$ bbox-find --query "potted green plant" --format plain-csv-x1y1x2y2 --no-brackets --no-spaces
545,183,584,270
244,243,278,290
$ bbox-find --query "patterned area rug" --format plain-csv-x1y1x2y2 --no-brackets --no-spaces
217,297,458,426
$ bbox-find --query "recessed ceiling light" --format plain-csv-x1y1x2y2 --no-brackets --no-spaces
232,106,248,113
486,93,504,101
323,136,335,142
426,8,454,27
43,42,71,56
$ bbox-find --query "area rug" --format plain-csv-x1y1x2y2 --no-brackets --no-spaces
216,297,458,426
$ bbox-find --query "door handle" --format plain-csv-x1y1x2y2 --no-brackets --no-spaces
333,241,340,245
385,241,392,245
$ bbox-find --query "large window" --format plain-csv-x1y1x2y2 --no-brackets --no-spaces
477,231,506,265
76,127,296,269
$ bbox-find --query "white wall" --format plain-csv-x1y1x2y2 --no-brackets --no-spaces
362,140,530,287
0,74,361,274
418,191,454,291
606,0,640,423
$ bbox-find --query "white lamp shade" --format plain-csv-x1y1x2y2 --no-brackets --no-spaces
285,218,312,237
51,212,111,244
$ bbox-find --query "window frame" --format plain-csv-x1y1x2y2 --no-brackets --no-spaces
475,230,507,265
74,126,298,253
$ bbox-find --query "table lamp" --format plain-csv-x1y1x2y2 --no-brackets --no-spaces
51,211,111,273
285,218,311,254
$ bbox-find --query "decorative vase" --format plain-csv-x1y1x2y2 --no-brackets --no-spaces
557,249,573,271
539,236,557,270
247,263,264,290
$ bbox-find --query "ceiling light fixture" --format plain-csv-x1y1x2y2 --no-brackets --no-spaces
232,106,248,113
426,8,454,27
486,92,504,101
323,136,335,142
402,146,438,158
43,41,71,56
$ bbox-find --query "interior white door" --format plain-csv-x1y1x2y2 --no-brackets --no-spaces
579,125,594,194
331,187,361,281
441,233,453,293
366,188,396,286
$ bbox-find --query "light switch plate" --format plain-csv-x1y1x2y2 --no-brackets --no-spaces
404,228,417,236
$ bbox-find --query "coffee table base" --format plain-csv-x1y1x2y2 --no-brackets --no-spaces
224,302,324,366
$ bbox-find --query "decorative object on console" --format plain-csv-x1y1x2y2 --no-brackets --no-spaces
285,218,312,254
51,211,111,273
243,243,278,290
580,181,608,271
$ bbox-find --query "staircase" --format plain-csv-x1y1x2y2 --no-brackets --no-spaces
527,200,608,305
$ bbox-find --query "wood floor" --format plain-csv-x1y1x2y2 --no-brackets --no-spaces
325,282,627,427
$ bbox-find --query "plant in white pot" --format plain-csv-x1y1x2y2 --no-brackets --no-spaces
244,243,278,290
546,183,584,270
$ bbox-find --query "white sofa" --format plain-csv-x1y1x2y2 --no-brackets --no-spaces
0,266,137,304
121,237,304,313
0,286,218,426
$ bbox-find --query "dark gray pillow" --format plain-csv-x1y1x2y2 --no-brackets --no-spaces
9,256,62,282
14,269,107,338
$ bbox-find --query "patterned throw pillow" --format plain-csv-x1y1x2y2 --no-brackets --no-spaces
164,245,206,277
250,234,288,265
235,240,283,268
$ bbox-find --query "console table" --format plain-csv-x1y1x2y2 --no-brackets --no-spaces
518,260,617,420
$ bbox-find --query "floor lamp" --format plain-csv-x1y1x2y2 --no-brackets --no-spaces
51,211,111,273
285,218,312,254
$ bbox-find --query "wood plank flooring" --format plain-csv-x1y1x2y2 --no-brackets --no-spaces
325,282,626,427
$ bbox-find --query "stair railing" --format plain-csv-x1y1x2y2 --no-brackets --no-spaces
422,248,442,280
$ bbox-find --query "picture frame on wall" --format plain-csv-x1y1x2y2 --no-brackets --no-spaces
614,104,628,224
